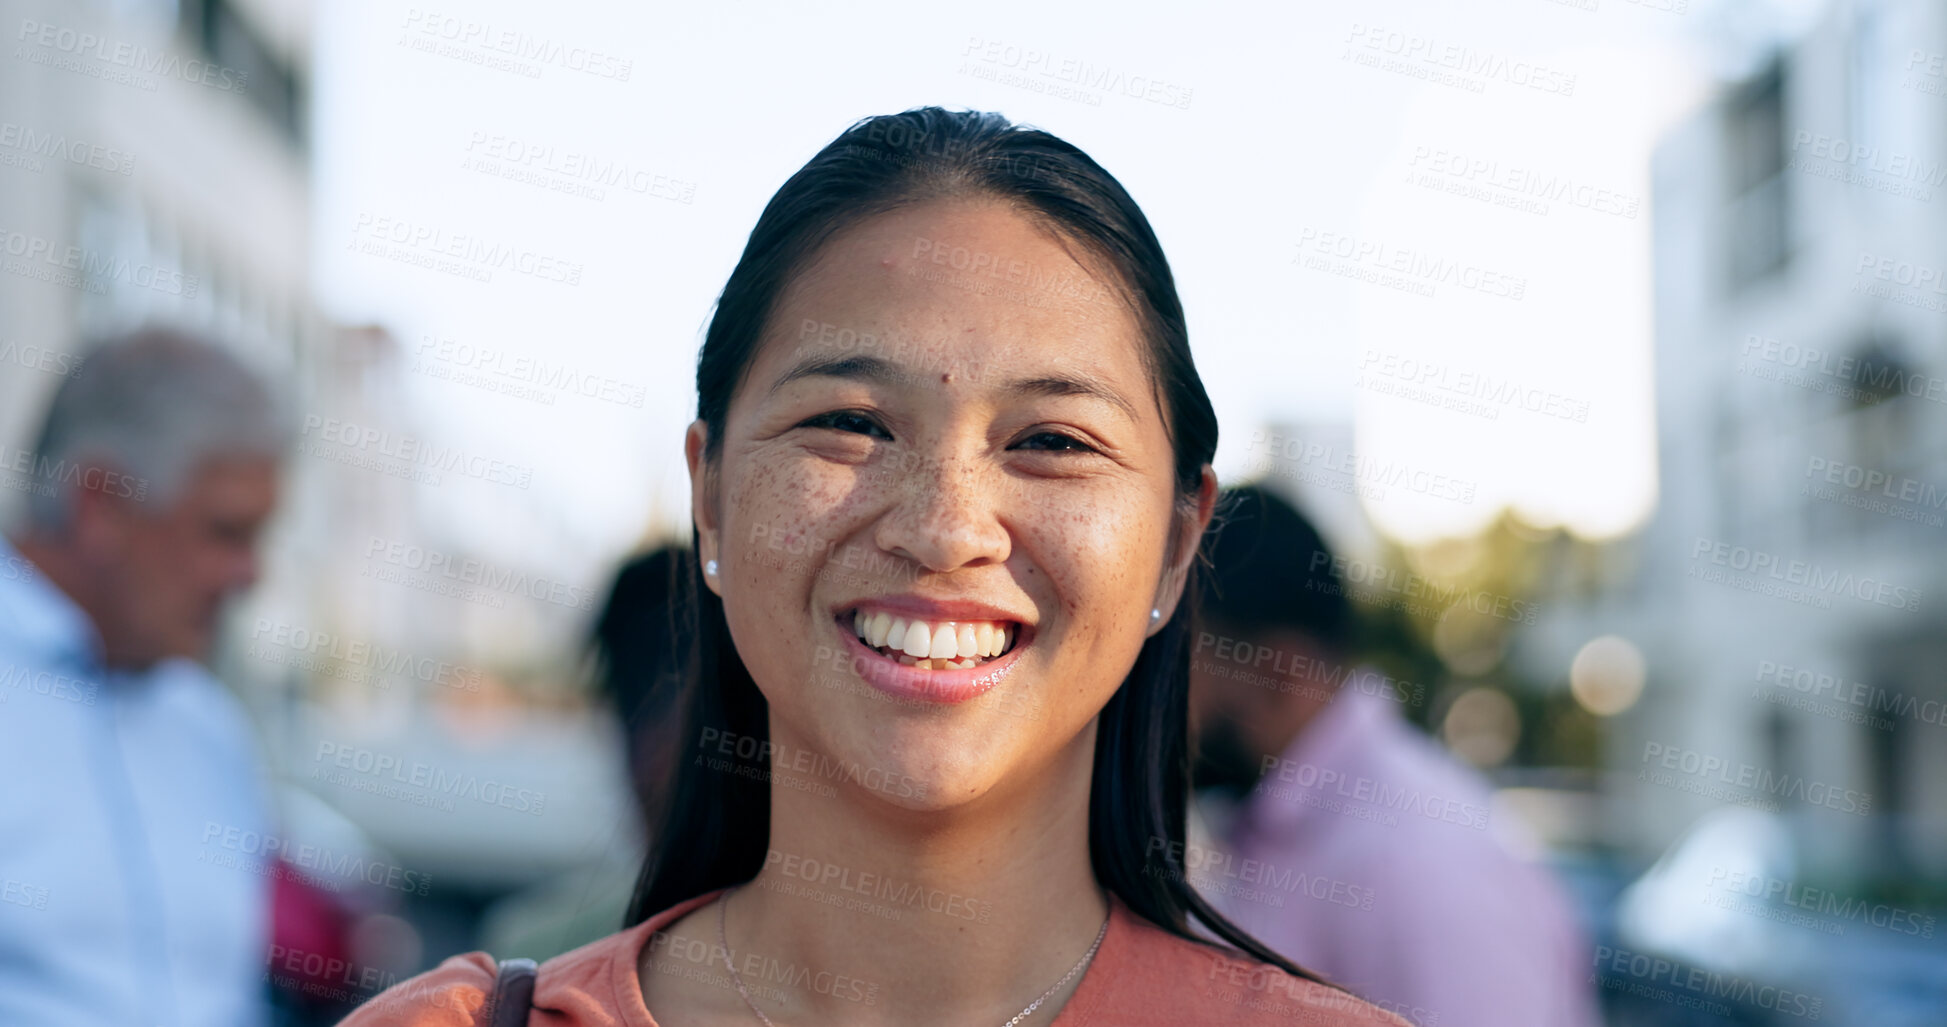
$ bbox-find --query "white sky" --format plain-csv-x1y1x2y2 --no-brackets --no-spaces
311,0,1759,567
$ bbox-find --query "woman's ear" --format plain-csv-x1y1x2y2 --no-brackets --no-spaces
1148,466,1218,637
685,420,723,597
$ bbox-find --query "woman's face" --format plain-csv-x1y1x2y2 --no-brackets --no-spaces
688,197,1213,811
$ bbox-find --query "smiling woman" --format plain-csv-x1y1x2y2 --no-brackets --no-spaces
340,108,1409,1027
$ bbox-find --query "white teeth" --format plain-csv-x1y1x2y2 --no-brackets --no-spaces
900,619,933,658
851,611,1021,666
928,623,957,660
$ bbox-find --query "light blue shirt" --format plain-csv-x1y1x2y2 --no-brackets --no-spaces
0,535,271,1027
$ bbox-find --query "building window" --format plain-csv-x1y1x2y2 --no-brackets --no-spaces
1849,0,1889,145
177,0,305,150
1724,57,1789,289
1844,335,1922,534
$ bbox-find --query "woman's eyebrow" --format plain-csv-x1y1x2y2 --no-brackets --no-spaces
1004,373,1138,423
768,354,902,395
769,354,1137,423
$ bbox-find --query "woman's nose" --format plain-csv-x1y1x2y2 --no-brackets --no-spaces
872,452,1011,574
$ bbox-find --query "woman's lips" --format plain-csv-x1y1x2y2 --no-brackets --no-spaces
831,612,1030,704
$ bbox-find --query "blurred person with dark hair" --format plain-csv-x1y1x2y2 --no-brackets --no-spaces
0,327,288,1026
590,544,692,831
474,545,695,963
1188,483,1600,1027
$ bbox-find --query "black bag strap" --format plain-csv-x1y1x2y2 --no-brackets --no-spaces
486,957,538,1027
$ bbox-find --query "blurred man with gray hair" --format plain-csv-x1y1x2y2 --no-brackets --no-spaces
0,326,290,1026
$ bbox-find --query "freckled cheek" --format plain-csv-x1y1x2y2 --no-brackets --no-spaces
724,459,871,579
1019,501,1162,649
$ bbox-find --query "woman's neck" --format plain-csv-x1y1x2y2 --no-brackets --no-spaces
723,722,1112,1025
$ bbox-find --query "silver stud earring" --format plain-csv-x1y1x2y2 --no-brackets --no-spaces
1150,608,1161,624
705,559,719,578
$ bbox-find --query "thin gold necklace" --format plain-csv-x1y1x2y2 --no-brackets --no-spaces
715,885,1110,1026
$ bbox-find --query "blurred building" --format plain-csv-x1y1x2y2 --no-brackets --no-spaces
0,0,632,904
1518,0,1947,885
0,0,314,508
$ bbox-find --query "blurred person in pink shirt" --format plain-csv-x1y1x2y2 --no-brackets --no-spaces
1187,484,1600,1027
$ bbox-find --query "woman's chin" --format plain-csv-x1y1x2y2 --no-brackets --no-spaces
808,730,1011,814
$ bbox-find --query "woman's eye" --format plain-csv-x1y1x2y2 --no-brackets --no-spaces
1013,430,1097,454
800,410,892,439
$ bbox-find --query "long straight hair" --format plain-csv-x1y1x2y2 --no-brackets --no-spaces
625,107,1336,988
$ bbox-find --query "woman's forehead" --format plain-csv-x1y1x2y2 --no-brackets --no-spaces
750,199,1146,399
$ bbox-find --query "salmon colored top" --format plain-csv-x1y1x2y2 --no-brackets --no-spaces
339,888,1411,1026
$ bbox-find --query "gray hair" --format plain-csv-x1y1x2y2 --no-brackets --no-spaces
24,325,290,531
